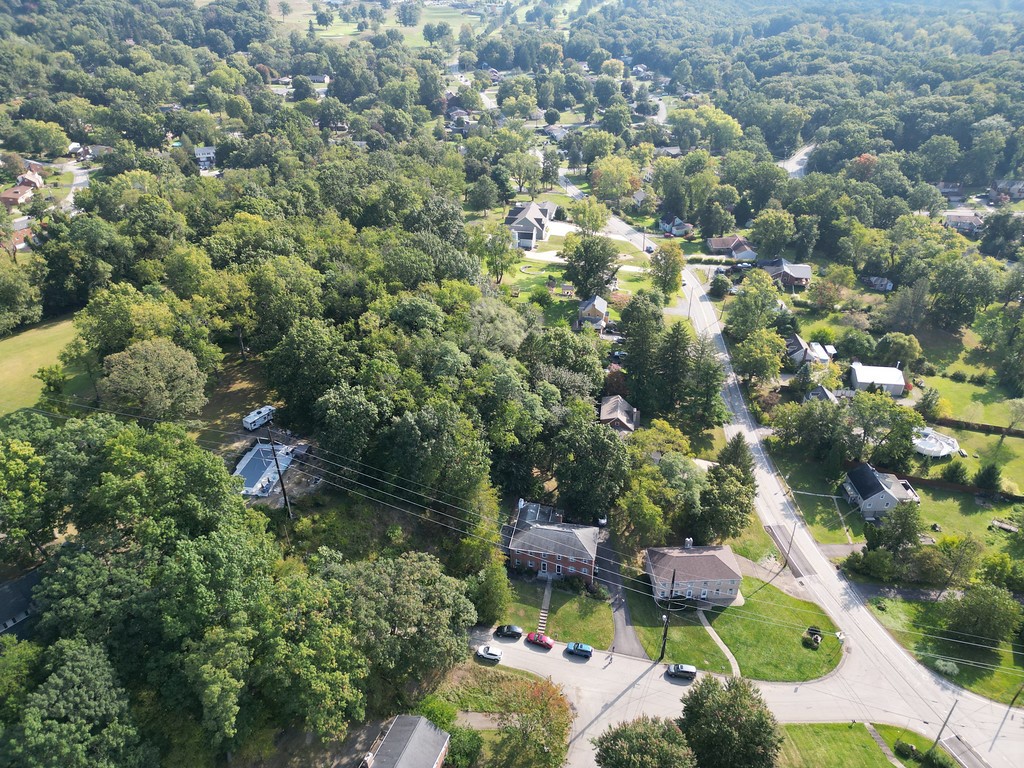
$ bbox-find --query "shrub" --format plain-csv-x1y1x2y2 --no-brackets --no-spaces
932,658,960,676
589,583,610,601
919,361,938,376
809,327,837,345
560,574,587,594
969,371,991,386
528,285,552,306
940,461,969,484
949,370,968,382
894,740,916,759
416,695,457,731
447,726,483,768
973,463,1003,492
922,749,957,768
709,274,731,298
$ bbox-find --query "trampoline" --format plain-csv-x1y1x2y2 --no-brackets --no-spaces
913,428,960,458
234,442,293,496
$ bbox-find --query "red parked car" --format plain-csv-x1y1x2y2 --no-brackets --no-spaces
525,631,554,649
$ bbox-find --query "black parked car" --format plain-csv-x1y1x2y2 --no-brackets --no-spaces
494,624,524,639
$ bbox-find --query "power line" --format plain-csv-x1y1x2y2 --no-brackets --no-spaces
30,397,1024,661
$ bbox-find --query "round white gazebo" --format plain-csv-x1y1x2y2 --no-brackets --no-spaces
913,427,960,458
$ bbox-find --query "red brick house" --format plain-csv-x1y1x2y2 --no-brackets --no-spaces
503,500,600,584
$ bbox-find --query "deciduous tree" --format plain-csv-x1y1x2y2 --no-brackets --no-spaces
594,716,696,768
677,676,781,768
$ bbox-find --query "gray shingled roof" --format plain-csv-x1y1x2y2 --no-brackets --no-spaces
646,546,741,583
846,463,884,500
509,523,599,561
373,716,450,768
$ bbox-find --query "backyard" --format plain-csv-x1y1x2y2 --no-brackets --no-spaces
868,596,1024,705
921,376,1017,426
706,576,841,681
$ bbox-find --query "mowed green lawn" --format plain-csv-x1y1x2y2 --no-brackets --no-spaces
779,723,892,768
0,316,83,415
868,596,1024,705
624,582,732,675
913,487,1020,559
872,724,957,768
916,429,1024,495
707,577,841,681
772,451,865,545
544,588,614,649
501,581,545,632
922,376,1015,426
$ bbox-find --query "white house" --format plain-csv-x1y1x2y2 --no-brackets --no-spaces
659,214,693,236
850,361,905,396
194,146,217,170
505,201,557,249
843,463,919,520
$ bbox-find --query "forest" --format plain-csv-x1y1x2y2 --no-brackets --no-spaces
1,0,1023,765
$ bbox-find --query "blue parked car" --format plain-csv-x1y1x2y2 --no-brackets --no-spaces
565,642,593,659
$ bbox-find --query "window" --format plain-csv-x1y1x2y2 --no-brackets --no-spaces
515,559,521,568
685,588,693,598
540,562,548,572
569,566,577,574
582,568,589,575
556,554,562,561
556,564,562,575
659,590,666,597
729,588,735,594
884,502,891,508
569,556,575,563
528,560,534,569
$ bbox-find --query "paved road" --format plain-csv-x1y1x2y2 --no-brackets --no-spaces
778,143,815,178
497,202,1024,767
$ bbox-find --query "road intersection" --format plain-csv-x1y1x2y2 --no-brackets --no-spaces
497,194,1024,768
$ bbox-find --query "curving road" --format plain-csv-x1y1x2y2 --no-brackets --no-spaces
498,202,1024,768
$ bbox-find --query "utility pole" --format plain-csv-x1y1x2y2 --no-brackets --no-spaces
658,568,675,662
267,424,294,520
928,700,957,755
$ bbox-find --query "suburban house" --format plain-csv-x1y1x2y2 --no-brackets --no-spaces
659,214,693,236
943,212,984,235
503,499,600,584
0,185,34,211
863,276,894,292
786,334,831,366
632,189,648,207
308,74,331,84
543,124,568,142
363,715,449,768
644,543,743,605
706,235,756,259
849,361,906,396
599,395,639,434
505,201,556,249
991,180,1024,201
843,463,920,520
654,145,684,159
194,146,217,170
804,384,838,404
577,294,609,331
447,107,470,120
933,181,965,202
758,258,813,288
16,171,44,189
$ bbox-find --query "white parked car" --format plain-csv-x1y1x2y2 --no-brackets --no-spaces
476,645,503,662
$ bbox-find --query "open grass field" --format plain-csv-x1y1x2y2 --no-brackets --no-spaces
544,588,614,648
624,581,732,675
501,258,578,325
0,316,87,415
868,596,1024,705
278,1,486,48
707,576,841,681
921,376,1016,426
779,723,893,768
501,580,545,631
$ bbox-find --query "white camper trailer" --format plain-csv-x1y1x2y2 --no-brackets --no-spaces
242,405,276,431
